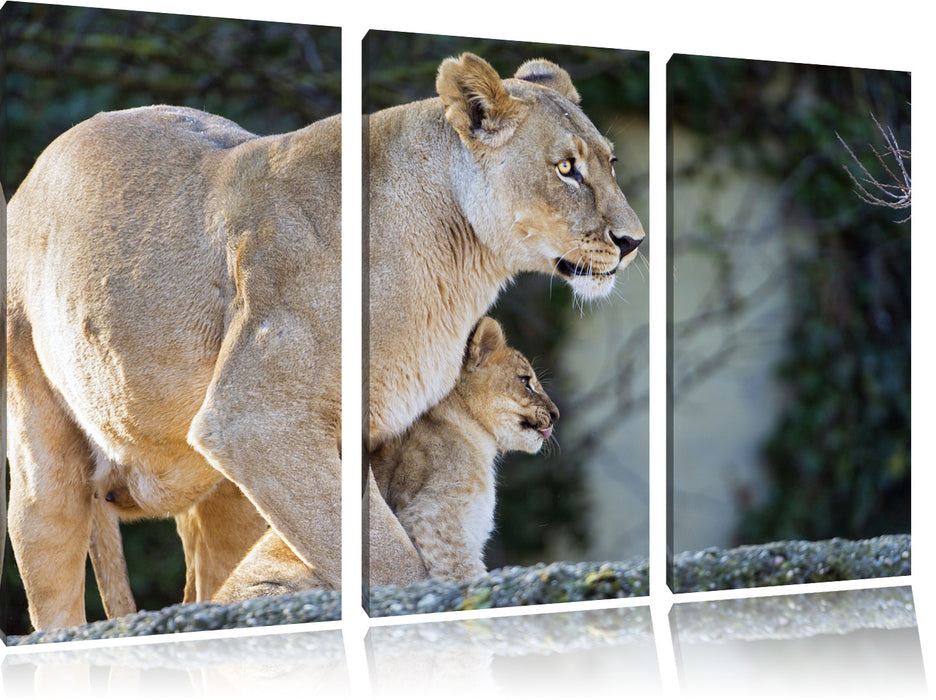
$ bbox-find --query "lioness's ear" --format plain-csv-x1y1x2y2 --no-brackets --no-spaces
514,59,581,104
437,53,526,150
466,317,506,369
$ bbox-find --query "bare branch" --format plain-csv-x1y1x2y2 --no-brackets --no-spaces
837,114,911,222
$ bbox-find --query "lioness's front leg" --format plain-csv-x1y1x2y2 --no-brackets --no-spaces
184,112,424,592
213,465,427,598
189,318,427,591
188,311,344,588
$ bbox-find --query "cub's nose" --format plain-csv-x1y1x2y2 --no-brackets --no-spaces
610,230,643,258
548,406,560,425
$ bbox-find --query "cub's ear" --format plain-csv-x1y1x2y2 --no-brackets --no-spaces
437,53,526,150
514,59,580,104
465,316,506,369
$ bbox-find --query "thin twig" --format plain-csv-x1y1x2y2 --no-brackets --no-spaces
837,113,911,222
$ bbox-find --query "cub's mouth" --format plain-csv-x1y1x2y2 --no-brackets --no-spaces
555,257,617,279
521,419,553,440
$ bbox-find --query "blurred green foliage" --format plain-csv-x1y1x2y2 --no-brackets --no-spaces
365,32,649,567
670,57,910,544
1,2,340,636
363,31,648,115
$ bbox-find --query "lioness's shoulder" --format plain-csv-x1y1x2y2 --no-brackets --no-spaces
31,106,257,178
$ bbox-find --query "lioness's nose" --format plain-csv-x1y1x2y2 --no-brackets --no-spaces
610,230,643,258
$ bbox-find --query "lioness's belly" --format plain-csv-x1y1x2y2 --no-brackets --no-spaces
33,273,228,515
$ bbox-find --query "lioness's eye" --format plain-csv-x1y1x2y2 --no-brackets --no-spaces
556,159,574,176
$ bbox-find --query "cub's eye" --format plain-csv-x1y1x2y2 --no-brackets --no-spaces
519,375,532,389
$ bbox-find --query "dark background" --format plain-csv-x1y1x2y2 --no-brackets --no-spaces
668,56,910,548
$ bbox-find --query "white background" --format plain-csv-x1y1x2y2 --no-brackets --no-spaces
2,1,932,697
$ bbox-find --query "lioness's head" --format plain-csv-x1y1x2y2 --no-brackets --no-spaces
457,317,559,454
437,53,645,301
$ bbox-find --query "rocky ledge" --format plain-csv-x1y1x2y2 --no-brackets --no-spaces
669,533,910,592
4,534,909,645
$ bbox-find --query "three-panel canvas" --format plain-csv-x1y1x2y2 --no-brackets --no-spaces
0,3,919,692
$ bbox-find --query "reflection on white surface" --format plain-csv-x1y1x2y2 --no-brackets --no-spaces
367,606,660,700
1,586,926,698
1,627,350,699
672,585,927,698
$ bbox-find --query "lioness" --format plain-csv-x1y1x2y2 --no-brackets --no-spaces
5,105,384,631
373,316,559,580
367,53,643,446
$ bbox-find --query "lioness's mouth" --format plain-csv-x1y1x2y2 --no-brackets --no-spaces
555,257,617,279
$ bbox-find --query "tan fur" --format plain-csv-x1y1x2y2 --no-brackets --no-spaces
373,317,558,579
174,479,270,602
86,471,289,611
366,53,643,448
212,525,328,603
88,493,136,619
84,467,269,619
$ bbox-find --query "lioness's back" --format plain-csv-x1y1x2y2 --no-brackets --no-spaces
11,106,257,220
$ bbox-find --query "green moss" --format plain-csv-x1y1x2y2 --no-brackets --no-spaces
458,589,493,611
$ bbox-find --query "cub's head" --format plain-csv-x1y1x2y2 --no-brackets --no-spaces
456,317,559,454
437,53,645,301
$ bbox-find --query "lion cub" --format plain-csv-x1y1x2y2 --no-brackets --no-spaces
371,316,559,580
